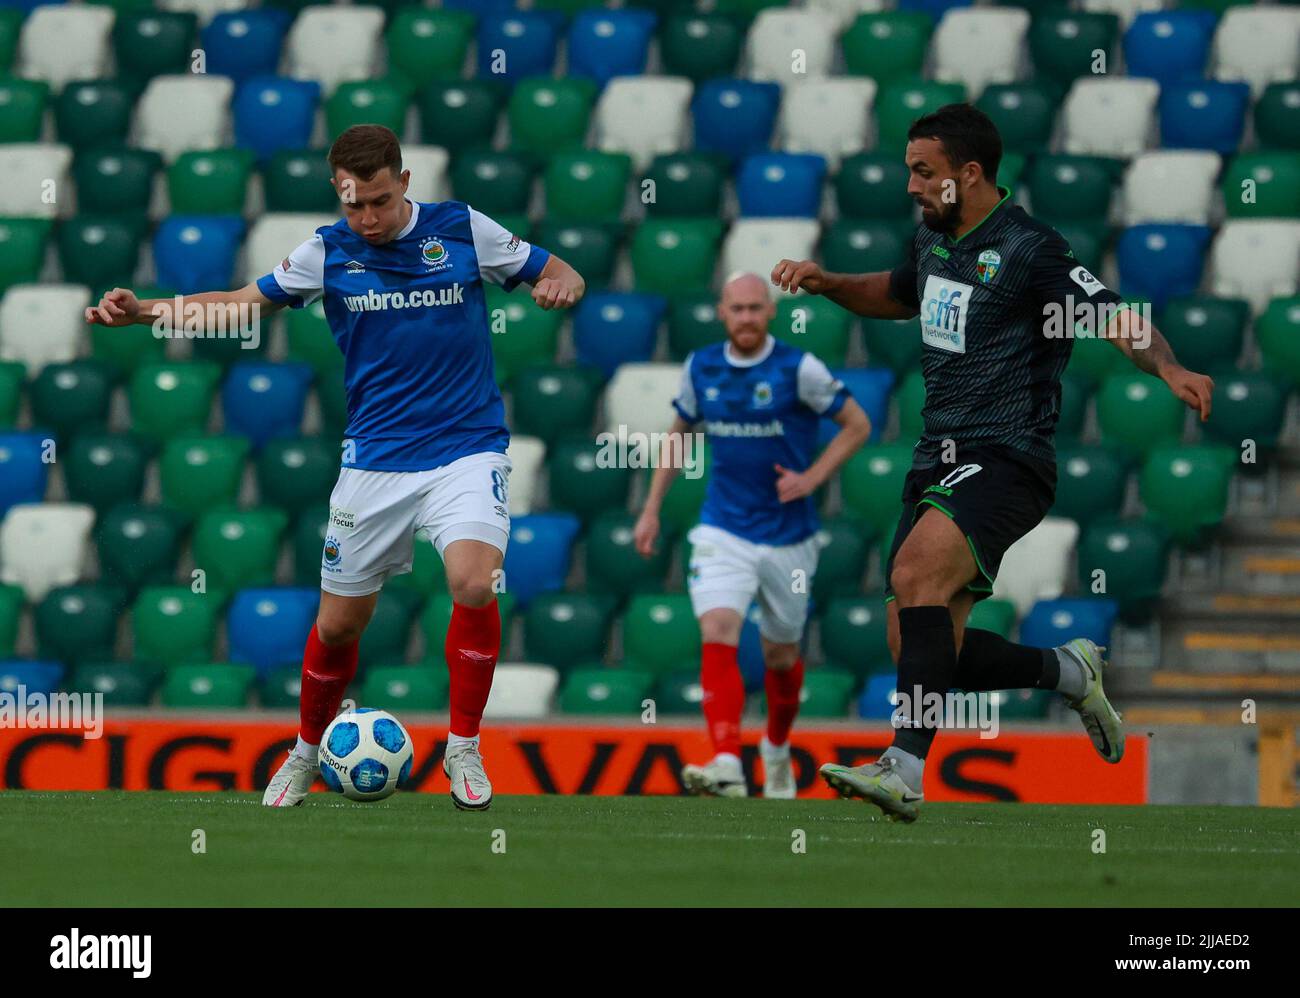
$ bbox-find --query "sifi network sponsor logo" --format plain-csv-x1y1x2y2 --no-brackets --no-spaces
50,929,151,978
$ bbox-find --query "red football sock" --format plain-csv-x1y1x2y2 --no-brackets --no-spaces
299,625,360,745
446,600,501,738
701,642,744,757
765,657,804,746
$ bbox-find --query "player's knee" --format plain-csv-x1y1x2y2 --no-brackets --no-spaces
764,642,799,671
698,611,741,645
890,559,948,607
447,577,495,608
315,614,365,647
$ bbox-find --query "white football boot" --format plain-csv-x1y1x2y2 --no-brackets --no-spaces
819,756,924,823
681,754,748,798
760,738,797,799
444,741,493,811
1058,638,1125,764
262,751,318,807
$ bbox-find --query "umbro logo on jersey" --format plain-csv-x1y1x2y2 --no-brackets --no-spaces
345,260,365,275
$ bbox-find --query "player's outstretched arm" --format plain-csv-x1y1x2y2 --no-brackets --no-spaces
1103,307,1215,422
633,415,694,558
529,255,586,311
84,282,287,330
774,397,872,503
770,260,918,320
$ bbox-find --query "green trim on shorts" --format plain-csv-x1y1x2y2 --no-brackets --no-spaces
915,497,997,592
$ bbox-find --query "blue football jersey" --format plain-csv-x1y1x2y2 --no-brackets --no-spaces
673,336,849,546
257,199,549,472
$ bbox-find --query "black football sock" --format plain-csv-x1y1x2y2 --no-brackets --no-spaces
952,628,1059,692
891,605,958,760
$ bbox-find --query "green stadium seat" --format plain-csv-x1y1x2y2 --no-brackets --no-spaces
317,377,349,438
821,220,909,276
386,8,474,89
839,443,912,538
326,79,412,140
842,12,932,87
894,368,926,441
1203,370,1290,454
668,293,725,360
191,507,289,592
0,218,50,293
73,147,163,216
65,433,151,513
524,591,617,666
861,316,922,375
653,446,710,534
159,435,250,517
547,434,633,521
1049,220,1108,274
167,148,255,216
1222,152,1300,219
1254,83,1300,152
256,437,339,515
361,664,450,712
585,509,674,597
68,661,155,707
291,504,329,587
161,662,255,708
835,152,914,221
1027,154,1116,222
773,297,852,367
544,150,631,224
510,364,600,443
263,149,337,213
714,0,787,15
0,9,22,75
532,221,617,290
485,287,562,385
128,362,221,440
112,11,197,87
285,300,341,379
386,537,448,596
97,504,182,592
1139,445,1236,546
1157,296,1248,373
1257,296,1300,387
876,79,967,151
508,77,598,158
0,77,47,143
29,360,113,441
34,584,125,665
419,80,505,156
621,594,699,674
1051,443,1127,524
1056,371,1090,441
998,151,1027,191
451,151,535,217
799,668,856,718
0,583,20,657
819,596,891,672
632,218,722,297
358,588,423,668
1095,372,1185,459
976,81,1060,156
54,80,131,151
643,152,726,218
1065,331,1124,389
0,360,22,427
90,310,169,382
652,668,703,715
660,14,742,82
966,596,1016,638
260,663,302,708
134,587,220,667
1076,516,1169,623
560,667,654,714
420,594,516,659
813,516,870,602
1029,12,1120,91
58,215,143,289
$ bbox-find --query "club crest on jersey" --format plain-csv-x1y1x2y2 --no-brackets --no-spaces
322,535,342,569
752,381,773,408
976,249,1001,284
705,387,720,401
419,237,451,271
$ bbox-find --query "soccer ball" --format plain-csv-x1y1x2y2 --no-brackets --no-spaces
319,708,414,802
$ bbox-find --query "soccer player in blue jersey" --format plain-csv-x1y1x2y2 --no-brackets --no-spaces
634,273,873,798
85,125,586,811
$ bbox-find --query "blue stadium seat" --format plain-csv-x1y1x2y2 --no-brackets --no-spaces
222,362,313,449
227,587,318,675
1116,224,1211,312
819,368,894,447
736,153,828,219
445,0,517,13
737,602,767,695
502,513,581,608
567,10,657,89
692,79,782,163
1017,597,1119,650
572,293,667,379
857,672,897,720
202,10,292,85
0,432,51,514
0,660,64,697
476,12,558,86
1159,80,1250,154
1123,11,1217,87
898,0,972,20
233,76,321,163
153,216,246,296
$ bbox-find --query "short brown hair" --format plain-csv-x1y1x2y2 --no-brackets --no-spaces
328,124,403,181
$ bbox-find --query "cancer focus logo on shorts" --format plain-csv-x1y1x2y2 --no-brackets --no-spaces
322,535,343,572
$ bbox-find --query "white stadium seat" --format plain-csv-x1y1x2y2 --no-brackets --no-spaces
401,145,450,203
504,435,545,516
1121,151,1221,226
747,9,838,83
1210,220,1300,315
18,5,114,94
0,143,72,219
483,664,559,720
284,6,385,97
595,76,694,173
1061,78,1159,159
1214,7,1300,96
992,517,1079,618
242,214,335,283
603,363,683,439
0,285,90,375
156,0,249,26
135,76,234,163
931,9,1030,100
804,0,888,31
778,78,876,170
723,220,820,300
1080,0,1166,27
0,503,96,602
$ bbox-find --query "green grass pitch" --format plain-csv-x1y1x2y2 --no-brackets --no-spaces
2,792,1296,906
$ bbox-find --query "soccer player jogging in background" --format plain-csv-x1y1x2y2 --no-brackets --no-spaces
85,125,586,812
771,104,1215,823
633,273,872,798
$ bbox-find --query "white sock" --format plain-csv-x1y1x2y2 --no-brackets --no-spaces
293,735,318,763
447,731,480,753
1054,646,1088,700
761,736,789,755
880,747,924,790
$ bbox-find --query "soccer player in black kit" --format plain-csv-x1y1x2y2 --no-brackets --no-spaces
771,104,1214,822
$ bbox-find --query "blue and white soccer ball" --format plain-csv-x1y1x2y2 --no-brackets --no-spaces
319,708,414,802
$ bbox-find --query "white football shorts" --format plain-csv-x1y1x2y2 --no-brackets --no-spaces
685,523,819,644
320,451,512,597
